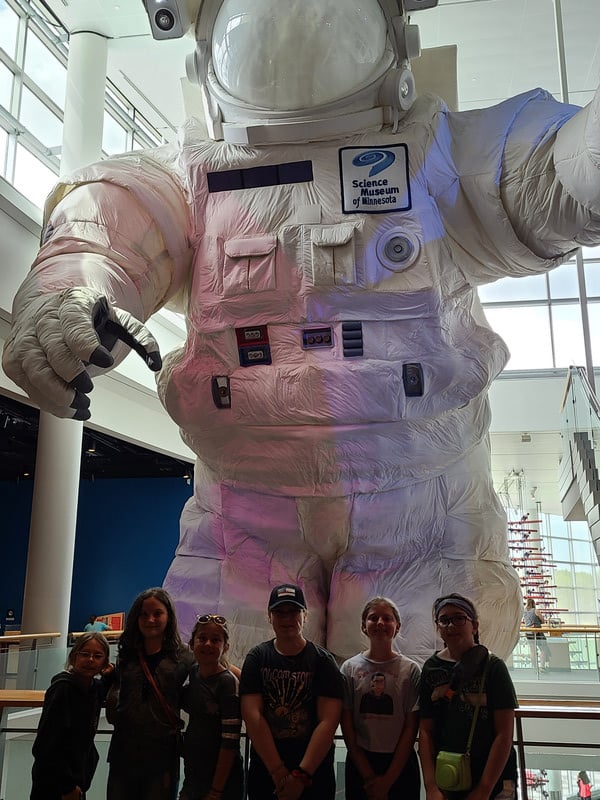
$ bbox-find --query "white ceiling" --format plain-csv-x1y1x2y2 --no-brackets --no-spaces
44,0,600,134
490,430,564,518
39,0,600,519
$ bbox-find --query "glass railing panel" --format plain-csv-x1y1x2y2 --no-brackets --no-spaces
561,366,600,473
1,730,35,800
507,630,600,682
0,640,120,691
0,728,108,800
3,720,600,800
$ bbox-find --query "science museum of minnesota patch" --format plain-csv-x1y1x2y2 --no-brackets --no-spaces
339,144,411,214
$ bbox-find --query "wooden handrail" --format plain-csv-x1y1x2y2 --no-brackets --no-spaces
0,690,45,710
521,625,600,634
71,630,122,638
519,698,600,708
1,689,598,714
0,632,60,644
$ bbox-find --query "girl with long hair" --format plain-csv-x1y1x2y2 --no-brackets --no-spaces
106,587,194,800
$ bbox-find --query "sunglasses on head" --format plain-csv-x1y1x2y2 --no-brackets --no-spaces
196,614,227,625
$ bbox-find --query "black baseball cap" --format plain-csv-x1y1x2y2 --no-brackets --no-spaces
268,584,307,611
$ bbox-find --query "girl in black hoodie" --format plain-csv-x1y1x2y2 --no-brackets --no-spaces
30,631,112,800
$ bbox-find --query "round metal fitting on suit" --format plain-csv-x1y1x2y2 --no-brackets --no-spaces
376,229,420,272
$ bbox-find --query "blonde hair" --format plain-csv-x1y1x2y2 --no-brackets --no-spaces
67,632,109,670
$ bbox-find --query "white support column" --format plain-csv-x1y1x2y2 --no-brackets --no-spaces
21,32,108,638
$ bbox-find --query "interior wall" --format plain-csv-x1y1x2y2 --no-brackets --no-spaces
0,182,41,318
0,476,192,631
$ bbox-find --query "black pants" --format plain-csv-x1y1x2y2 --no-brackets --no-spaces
345,749,421,800
247,745,336,800
107,765,179,800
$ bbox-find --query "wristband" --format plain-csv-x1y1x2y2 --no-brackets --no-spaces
291,768,313,787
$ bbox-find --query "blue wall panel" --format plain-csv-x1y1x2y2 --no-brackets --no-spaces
0,477,191,631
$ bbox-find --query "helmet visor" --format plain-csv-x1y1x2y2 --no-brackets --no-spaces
211,0,393,110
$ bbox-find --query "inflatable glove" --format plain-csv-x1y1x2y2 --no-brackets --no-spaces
2,288,161,420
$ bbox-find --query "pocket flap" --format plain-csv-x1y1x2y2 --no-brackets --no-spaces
311,224,356,248
224,235,277,258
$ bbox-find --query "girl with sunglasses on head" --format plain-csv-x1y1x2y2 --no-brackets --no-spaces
179,614,243,800
418,593,518,800
30,632,112,800
106,587,194,800
341,597,421,800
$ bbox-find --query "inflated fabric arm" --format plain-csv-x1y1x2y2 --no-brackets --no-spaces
2,155,192,419
501,87,600,261
554,85,600,215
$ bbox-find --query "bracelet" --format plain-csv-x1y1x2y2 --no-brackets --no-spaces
295,766,312,778
209,789,223,796
291,768,313,787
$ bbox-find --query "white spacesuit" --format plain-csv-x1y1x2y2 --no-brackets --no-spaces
3,0,600,663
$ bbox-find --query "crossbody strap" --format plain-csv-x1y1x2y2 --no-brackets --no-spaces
465,656,490,755
139,652,181,730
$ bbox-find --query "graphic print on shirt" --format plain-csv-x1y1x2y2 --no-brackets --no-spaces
427,666,489,717
260,666,313,739
358,672,394,716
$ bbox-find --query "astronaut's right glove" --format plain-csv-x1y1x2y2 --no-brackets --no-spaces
2,287,161,421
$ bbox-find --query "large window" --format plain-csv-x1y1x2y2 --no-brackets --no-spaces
0,0,161,208
0,0,19,60
543,515,600,626
416,0,600,375
478,257,600,371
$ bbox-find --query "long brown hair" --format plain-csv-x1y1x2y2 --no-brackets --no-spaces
118,587,184,661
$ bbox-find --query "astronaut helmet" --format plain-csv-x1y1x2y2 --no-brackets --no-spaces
143,0,436,142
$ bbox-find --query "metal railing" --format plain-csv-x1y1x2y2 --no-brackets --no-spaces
2,696,600,800
508,627,600,680
2,634,600,798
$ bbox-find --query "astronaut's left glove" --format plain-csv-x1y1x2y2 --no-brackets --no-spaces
2,287,161,421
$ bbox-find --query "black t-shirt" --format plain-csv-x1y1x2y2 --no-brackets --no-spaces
420,652,518,792
239,639,343,746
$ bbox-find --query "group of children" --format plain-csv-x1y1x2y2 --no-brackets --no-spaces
30,587,518,800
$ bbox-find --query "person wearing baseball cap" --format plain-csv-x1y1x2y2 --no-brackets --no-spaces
240,584,344,799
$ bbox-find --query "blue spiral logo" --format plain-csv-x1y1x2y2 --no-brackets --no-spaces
352,149,395,177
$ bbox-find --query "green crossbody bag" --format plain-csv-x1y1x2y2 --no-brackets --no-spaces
435,658,489,792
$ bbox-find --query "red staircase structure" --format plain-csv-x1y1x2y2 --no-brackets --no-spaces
508,513,566,621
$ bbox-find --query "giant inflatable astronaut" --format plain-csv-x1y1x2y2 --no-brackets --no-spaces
3,0,600,662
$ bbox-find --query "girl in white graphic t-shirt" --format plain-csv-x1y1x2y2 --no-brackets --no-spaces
341,598,421,800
